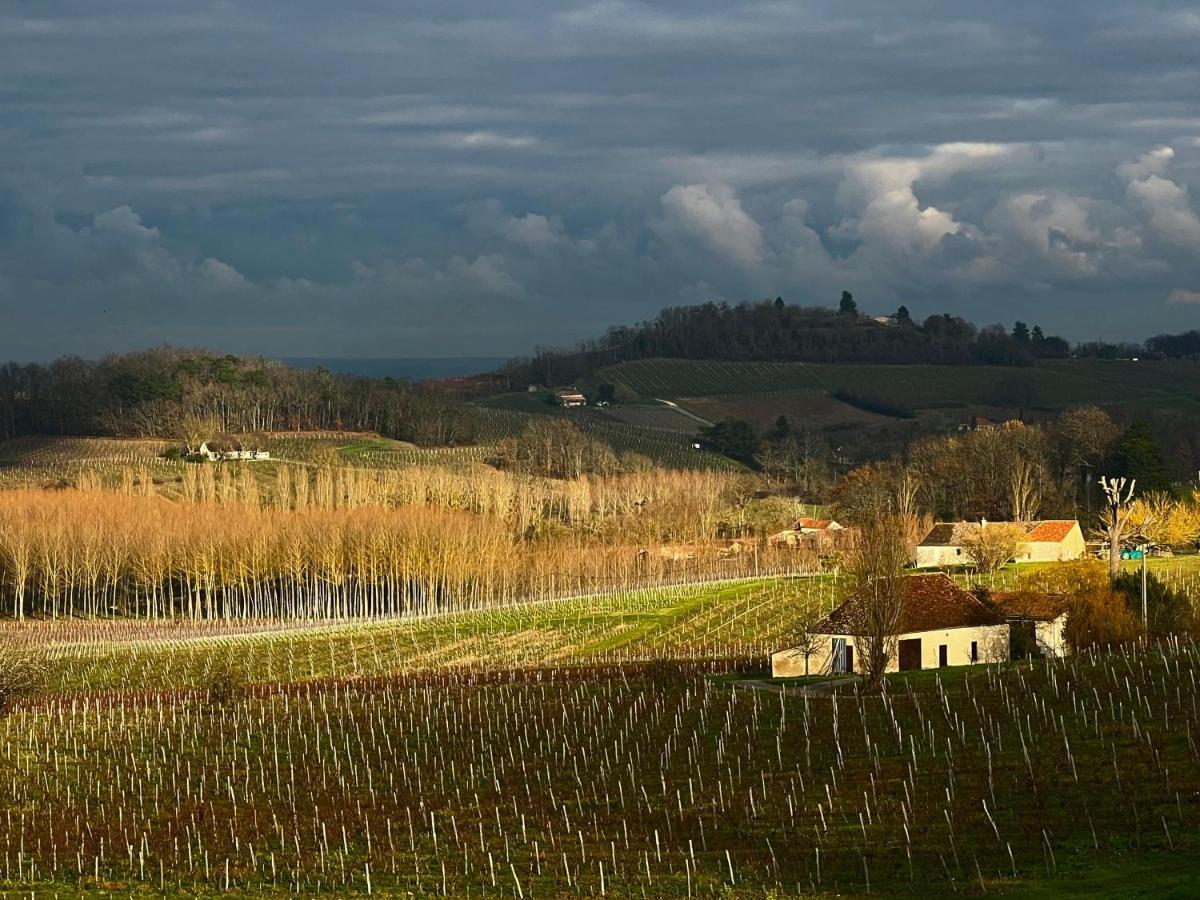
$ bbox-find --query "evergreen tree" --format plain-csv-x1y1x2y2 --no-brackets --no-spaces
838,291,858,317
1012,321,1031,342
1111,420,1172,492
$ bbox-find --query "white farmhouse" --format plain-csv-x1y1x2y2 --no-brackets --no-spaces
197,440,271,462
771,574,1010,676
915,520,1085,568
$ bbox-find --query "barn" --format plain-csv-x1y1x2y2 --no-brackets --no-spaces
771,573,1010,677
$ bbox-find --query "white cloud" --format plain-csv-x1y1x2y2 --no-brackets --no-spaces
92,205,160,241
836,143,1018,257
988,193,1102,275
1167,288,1200,305
1118,146,1200,247
1117,146,1174,181
657,182,765,266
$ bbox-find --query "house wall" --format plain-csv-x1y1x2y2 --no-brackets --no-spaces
771,624,1010,677
1022,528,1085,563
914,545,966,568
1035,615,1069,657
920,527,1084,568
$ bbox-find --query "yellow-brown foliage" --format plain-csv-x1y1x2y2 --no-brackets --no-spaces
0,485,807,620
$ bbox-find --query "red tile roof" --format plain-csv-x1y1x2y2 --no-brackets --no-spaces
920,519,1079,547
1024,520,1078,543
816,573,1004,635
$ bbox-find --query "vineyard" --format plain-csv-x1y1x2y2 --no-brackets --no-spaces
3,609,1200,894
595,358,1190,412
473,403,738,471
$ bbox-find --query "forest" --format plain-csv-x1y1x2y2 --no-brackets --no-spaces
0,348,477,445
502,296,1074,387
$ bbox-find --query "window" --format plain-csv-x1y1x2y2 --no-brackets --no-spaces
970,641,978,663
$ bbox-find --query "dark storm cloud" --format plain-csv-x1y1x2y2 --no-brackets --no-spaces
0,0,1198,358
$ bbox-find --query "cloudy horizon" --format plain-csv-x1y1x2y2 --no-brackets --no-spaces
2,1,1199,361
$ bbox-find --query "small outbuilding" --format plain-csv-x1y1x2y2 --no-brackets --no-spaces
556,389,587,408
915,519,1085,568
988,590,1070,658
771,573,1010,677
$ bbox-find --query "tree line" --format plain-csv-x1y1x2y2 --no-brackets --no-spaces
0,347,478,446
502,295,1073,387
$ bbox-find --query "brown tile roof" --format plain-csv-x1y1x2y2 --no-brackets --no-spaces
919,519,1080,547
816,573,1004,635
987,591,1068,622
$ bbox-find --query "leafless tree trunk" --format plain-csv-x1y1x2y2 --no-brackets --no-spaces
1099,476,1136,579
849,511,911,688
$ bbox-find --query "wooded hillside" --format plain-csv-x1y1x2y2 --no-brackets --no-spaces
0,348,477,446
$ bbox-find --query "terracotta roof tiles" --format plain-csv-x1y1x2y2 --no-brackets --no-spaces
816,573,1004,635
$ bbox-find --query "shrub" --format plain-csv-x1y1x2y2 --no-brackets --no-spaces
1063,586,1141,652
0,642,48,715
1112,572,1193,635
202,663,247,707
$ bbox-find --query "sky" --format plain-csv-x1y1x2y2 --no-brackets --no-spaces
1,1,1199,361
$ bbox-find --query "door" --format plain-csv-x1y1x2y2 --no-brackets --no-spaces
844,644,854,674
831,638,847,674
898,638,921,671
938,644,949,667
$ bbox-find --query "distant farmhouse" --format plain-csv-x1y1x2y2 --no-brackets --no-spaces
197,440,270,462
915,519,1085,568
768,517,844,548
771,573,1067,677
556,389,587,408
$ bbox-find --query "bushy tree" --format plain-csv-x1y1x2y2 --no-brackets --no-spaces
961,522,1027,573
1063,586,1141,651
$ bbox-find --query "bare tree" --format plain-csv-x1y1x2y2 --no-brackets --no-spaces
787,607,825,677
1008,455,1044,522
961,522,1028,574
848,511,911,688
1098,476,1138,579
